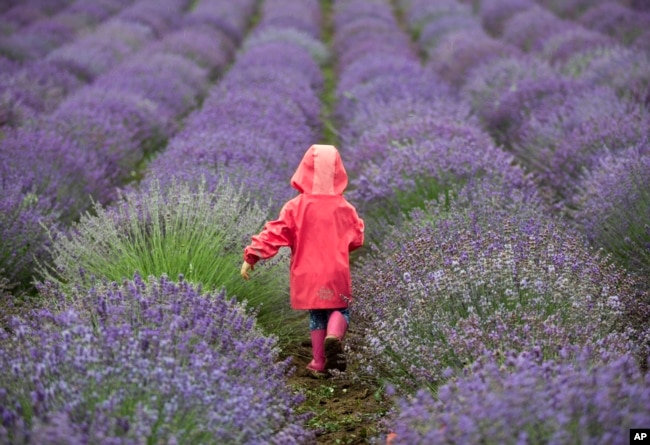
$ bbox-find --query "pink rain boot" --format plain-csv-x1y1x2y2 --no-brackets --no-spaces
325,311,348,372
306,329,327,378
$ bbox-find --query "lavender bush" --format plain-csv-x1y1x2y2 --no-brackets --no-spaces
573,142,650,279
478,0,533,36
417,14,480,50
0,274,312,444
92,52,209,120
46,19,153,81
386,348,650,444
350,179,637,394
0,127,109,291
149,25,235,74
535,0,604,18
501,6,571,52
0,61,82,128
578,1,650,46
37,177,300,342
461,54,554,122
0,18,75,61
427,29,521,88
560,46,650,106
513,85,649,201
461,55,585,146
347,116,534,242
538,27,616,68
45,87,168,193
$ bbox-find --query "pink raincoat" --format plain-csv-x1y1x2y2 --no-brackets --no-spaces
244,144,365,310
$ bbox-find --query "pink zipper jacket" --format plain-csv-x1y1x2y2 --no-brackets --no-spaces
244,144,365,310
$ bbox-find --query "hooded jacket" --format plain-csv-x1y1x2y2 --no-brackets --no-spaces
244,144,365,310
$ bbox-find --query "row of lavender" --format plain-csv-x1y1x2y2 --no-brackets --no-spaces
0,0,217,129
328,0,650,442
0,0,136,62
0,0,244,292
0,0,76,35
533,0,650,50
2,0,328,442
403,0,650,278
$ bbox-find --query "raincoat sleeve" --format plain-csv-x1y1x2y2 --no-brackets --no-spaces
349,208,365,252
244,202,294,265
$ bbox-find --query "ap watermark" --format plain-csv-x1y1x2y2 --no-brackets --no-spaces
631,429,650,442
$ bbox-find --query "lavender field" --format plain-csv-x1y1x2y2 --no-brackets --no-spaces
1,0,649,443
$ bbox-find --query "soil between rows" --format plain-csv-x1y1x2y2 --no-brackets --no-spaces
282,334,394,445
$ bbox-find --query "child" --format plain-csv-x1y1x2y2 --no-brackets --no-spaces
241,144,364,377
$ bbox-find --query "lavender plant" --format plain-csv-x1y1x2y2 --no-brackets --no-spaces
46,19,153,81
578,1,650,46
427,29,521,88
0,127,109,291
0,61,82,127
46,87,168,191
397,0,472,34
538,28,616,68
535,0,605,18
347,116,534,243
37,177,299,342
478,0,533,37
149,25,235,74
560,46,650,106
350,179,636,394
417,14,480,51
573,143,650,279
512,85,649,201
501,6,572,52
242,28,329,66
0,18,75,61
386,348,650,444
93,52,209,120
462,54,554,127
0,274,313,444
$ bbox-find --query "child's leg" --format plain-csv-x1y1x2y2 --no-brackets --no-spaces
325,308,349,372
306,310,328,376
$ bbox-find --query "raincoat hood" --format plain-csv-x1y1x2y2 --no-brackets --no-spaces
290,144,348,195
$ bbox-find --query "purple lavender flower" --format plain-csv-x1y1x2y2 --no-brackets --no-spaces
0,124,110,290
0,18,75,61
47,86,168,189
0,61,82,127
573,142,650,278
387,349,650,444
62,0,134,26
462,54,555,123
478,0,534,36
93,52,209,119
350,178,639,392
579,1,650,46
564,46,650,107
234,41,324,90
47,19,154,81
116,0,186,38
427,29,521,88
0,274,313,444
538,27,617,68
397,0,471,31
149,25,235,73
501,6,573,52
258,0,321,38
514,85,649,201
0,5,47,31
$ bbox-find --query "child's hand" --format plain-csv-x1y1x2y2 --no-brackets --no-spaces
240,261,254,280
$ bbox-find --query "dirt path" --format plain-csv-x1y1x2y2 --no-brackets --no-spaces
282,336,394,444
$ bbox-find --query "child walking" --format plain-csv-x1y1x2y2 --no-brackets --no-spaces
241,144,364,377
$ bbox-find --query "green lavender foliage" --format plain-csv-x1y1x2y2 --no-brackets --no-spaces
37,177,301,343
